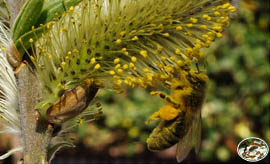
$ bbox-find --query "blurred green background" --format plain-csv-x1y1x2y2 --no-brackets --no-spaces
0,0,269,163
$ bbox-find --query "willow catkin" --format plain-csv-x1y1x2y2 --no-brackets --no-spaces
25,0,235,118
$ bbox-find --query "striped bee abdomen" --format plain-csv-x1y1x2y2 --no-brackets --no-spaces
147,115,186,151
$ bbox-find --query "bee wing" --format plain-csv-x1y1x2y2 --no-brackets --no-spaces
192,111,202,154
176,123,193,163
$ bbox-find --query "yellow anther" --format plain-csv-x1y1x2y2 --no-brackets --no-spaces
228,6,236,12
157,45,163,52
170,57,175,61
203,14,208,19
176,26,183,31
129,62,135,68
175,48,181,55
140,50,148,58
214,11,221,16
132,36,139,41
161,56,167,61
123,51,129,56
138,30,145,33
144,68,149,73
120,31,126,36
68,51,72,55
186,24,193,28
131,56,137,62
222,3,230,9
200,25,207,29
190,18,198,23
30,56,35,61
123,64,129,70
202,34,209,39
29,38,34,43
94,64,101,70
114,58,120,64
122,48,127,52
162,33,170,37
177,60,184,66
115,64,121,69
117,69,123,73
90,58,96,64
109,70,115,75
165,66,174,73
1,47,6,52
69,6,74,11
32,26,35,30
131,30,137,34
115,39,122,44
216,33,222,38
61,62,66,66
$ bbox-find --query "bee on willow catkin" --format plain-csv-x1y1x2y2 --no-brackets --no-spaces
146,68,208,162
45,80,98,125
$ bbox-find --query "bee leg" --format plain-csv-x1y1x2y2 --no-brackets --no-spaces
145,111,160,124
150,91,180,108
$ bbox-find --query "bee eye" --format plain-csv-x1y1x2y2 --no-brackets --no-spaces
175,86,183,90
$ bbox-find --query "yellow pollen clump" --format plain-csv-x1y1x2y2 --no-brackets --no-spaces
115,39,122,44
140,50,148,58
132,36,139,41
114,58,120,64
175,48,181,55
176,26,182,31
91,58,96,64
29,38,34,43
162,33,170,37
131,56,137,62
94,64,101,70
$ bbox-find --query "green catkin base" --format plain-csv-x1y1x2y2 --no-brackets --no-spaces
27,0,235,112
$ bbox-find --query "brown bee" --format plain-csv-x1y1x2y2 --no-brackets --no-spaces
146,69,208,162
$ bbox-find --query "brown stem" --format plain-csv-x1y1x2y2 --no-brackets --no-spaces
16,63,52,164
6,1,53,163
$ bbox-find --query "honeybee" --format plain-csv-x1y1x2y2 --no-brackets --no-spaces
146,69,208,162
46,80,99,125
